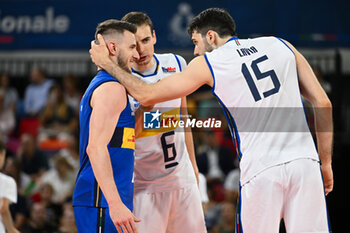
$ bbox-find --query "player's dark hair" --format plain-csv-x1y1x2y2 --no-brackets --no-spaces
95,19,137,42
121,12,154,33
187,8,236,38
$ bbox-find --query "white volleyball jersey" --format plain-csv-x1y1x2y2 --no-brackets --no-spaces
204,36,318,185
0,172,17,233
129,53,196,193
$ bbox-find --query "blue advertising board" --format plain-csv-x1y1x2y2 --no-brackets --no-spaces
0,0,349,50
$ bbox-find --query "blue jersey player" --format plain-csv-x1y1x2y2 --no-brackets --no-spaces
72,19,140,233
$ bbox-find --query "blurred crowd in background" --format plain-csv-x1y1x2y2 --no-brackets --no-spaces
0,61,341,233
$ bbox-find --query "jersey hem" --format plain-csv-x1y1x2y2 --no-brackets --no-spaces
72,201,109,208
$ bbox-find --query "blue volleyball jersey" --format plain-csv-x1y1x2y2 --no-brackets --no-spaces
72,70,135,210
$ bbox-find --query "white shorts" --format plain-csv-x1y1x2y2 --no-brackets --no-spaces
133,183,207,233
238,158,330,233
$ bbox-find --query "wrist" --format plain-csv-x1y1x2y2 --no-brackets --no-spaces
102,57,115,71
107,197,123,207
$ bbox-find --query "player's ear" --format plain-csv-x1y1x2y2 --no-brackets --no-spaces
206,30,216,45
106,41,119,56
152,30,157,45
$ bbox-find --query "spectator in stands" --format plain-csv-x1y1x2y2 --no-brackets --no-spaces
40,156,75,204
198,172,209,215
23,67,53,117
39,84,77,142
0,73,18,113
196,130,235,181
20,202,56,233
59,134,79,175
17,133,49,179
54,202,77,233
3,157,31,195
37,183,62,228
3,157,30,229
204,179,223,231
212,201,235,233
62,74,81,113
223,168,240,203
0,141,20,233
0,88,15,140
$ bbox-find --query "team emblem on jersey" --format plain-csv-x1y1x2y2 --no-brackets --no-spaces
161,67,176,73
143,110,161,129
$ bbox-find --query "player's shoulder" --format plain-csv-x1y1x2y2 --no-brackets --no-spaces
0,172,16,189
154,53,184,63
92,71,126,100
246,36,287,49
155,53,187,70
245,36,279,43
94,70,123,87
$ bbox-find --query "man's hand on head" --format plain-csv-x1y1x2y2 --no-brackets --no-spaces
89,34,114,70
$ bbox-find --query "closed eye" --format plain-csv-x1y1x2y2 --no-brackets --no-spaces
142,37,151,43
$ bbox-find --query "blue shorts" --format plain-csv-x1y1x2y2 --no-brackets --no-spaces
74,206,120,233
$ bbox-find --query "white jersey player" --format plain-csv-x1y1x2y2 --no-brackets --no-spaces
204,36,329,233
0,141,19,233
121,12,206,233
90,8,333,233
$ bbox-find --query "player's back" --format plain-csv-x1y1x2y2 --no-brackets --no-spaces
205,36,318,185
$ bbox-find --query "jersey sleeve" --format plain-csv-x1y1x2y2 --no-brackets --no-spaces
0,174,17,203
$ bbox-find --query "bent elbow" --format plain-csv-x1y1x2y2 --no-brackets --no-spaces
136,92,156,107
318,96,332,109
139,98,155,107
86,144,97,158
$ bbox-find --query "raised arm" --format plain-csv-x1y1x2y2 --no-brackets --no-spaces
90,34,212,106
284,40,333,195
87,82,139,233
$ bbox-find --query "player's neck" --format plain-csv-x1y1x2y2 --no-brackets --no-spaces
216,36,234,48
133,56,157,75
133,56,156,72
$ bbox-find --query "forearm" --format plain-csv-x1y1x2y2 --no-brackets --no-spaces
1,208,18,233
101,58,203,106
134,107,144,138
103,59,154,105
87,146,123,206
181,98,199,181
185,128,199,176
314,100,333,165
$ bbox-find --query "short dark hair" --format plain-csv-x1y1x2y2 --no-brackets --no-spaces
95,19,137,42
187,8,236,38
121,12,154,33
